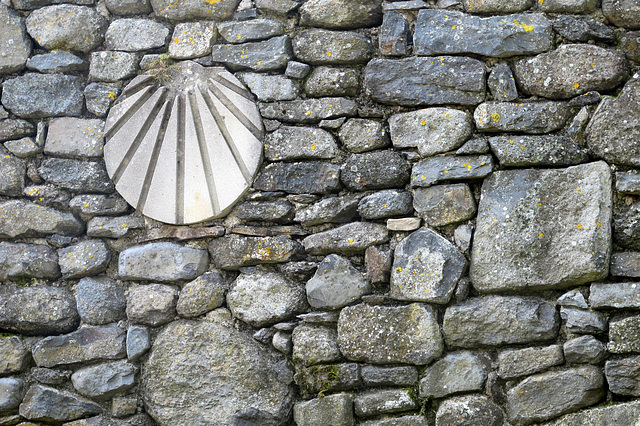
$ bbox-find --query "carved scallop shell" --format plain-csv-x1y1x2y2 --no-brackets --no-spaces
103,61,264,225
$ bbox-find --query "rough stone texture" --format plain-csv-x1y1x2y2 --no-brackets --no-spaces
364,57,486,106
415,11,552,58
70,194,128,216
436,395,503,426
444,296,559,347
299,0,381,29
259,97,357,123
176,271,227,318
361,366,417,388
39,158,114,193
617,171,640,194
105,19,169,52
254,162,341,193
553,15,616,42
462,0,531,12
84,82,121,117
0,336,30,375
1,74,84,118
339,119,388,153
608,316,640,353
0,4,31,74
87,215,145,238
211,36,291,71
606,357,640,396
475,101,571,133
420,351,490,398
292,29,372,65
0,145,25,196
540,0,596,12
621,31,640,62
379,11,409,56
0,377,23,413
126,325,150,362
586,79,640,166
498,345,564,379
413,184,476,227
26,5,107,53
590,282,640,308
304,66,359,97
294,362,360,396
217,19,283,44
19,384,102,422
561,307,608,335
390,228,466,304
70,361,135,401
0,242,59,280
5,137,41,158
411,155,494,187
358,190,413,220
234,200,294,223
341,150,410,191
238,73,299,102
76,277,126,326
0,200,84,238
89,51,139,82
264,126,338,161
44,118,104,159
127,284,178,327
514,45,627,99
564,335,608,364
507,366,604,424
105,0,152,15
295,195,360,226
602,0,640,29
0,119,35,142
306,254,370,310
142,313,293,425
302,222,389,255
355,389,416,417
227,271,307,327
542,401,640,426
0,285,78,336
338,303,443,365
150,0,240,20
292,324,341,365
613,202,640,250
58,240,111,279
488,135,589,167
293,393,354,426
209,235,303,269
119,242,209,282
488,63,518,102
471,162,612,291
169,21,216,59
389,108,472,157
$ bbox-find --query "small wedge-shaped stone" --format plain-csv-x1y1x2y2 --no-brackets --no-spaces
338,303,443,365
475,101,571,133
299,0,382,29
19,384,102,422
0,242,60,280
306,254,371,310
303,222,389,255
415,10,552,58
209,235,303,269
488,135,588,167
0,200,83,238
514,45,628,99
71,360,136,400
119,242,209,282
420,351,490,398
507,366,604,424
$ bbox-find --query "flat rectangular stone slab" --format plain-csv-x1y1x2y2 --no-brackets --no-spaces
471,161,611,292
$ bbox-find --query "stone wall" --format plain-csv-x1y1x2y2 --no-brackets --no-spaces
1,0,640,424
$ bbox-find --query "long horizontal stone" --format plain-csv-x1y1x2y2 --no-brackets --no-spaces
475,101,571,133
488,135,589,167
119,242,209,282
541,400,640,426
0,242,60,280
292,29,372,65
1,73,84,118
0,200,84,238
411,155,494,187
302,222,389,255
259,97,357,123
209,235,303,269
590,282,640,308
211,35,291,71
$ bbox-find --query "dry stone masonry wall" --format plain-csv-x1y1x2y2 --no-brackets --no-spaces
1,0,640,424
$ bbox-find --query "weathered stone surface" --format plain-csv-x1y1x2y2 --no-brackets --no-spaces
0,377,23,413
293,393,354,426
126,325,150,362
364,57,486,106
105,0,152,15
0,242,59,280
212,36,291,71
304,66,359,97
542,401,640,426
292,324,341,365
514,45,627,99
471,162,612,291
119,242,208,282
299,0,381,29
44,118,104,159
0,285,78,336
264,126,338,161
89,51,138,82
389,108,472,157
0,145,25,196
306,254,370,310
168,21,216,59
489,135,589,167
295,362,360,396
111,396,138,418
341,151,410,191
614,202,640,250
227,271,307,327
462,0,531,13
411,155,494,188
338,303,443,365
444,296,559,347
76,277,125,326
39,158,114,193
420,351,490,398
507,366,604,424
415,11,552,57
33,324,126,367
303,222,389,255
590,282,640,308
413,184,476,227
234,201,294,223
105,19,169,52
540,0,595,12
586,79,640,166
255,162,341,194
380,11,409,56
0,119,35,142
87,215,145,238
0,4,31,74
71,360,135,400
365,246,392,285
70,194,129,216
238,73,299,102
602,0,640,29
285,61,311,79
606,357,640,395
355,389,416,418
209,235,303,269
58,240,110,279
488,63,518,101
5,137,41,158
151,0,240,20
31,367,71,385
26,5,107,53
295,195,360,226
617,171,640,194
390,228,466,303
621,31,640,62
437,396,503,426
143,314,293,425
498,345,564,379
338,119,388,153
19,385,102,422
84,82,121,118
217,19,283,43
2,74,84,118
176,271,226,318
358,190,413,220
0,336,30,375
362,416,428,426
259,97,357,123
553,15,616,42
127,284,178,327
564,335,608,364
608,316,640,353
475,101,570,133
0,200,84,238
293,29,372,65
561,307,607,335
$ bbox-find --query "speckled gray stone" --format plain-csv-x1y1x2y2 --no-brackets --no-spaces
105,19,170,52
45,118,104,159
169,21,216,59
212,35,291,71
217,18,283,43
89,51,139,82
0,336,30,375
292,29,372,65
411,154,494,187
475,101,571,133
237,72,300,102
303,222,389,255
420,351,490,398
358,190,413,220
341,150,410,191
19,384,102,422
126,325,150,361
0,4,31,74
608,316,640,353
84,82,121,117
119,242,209,282
436,395,504,426
292,324,341,366
76,277,126,325
127,284,179,327
488,135,589,167
498,345,564,379
264,126,338,161
413,184,476,227
1,74,84,118
0,242,58,281
0,200,84,238
39,158,114,193
306,254,370,310
71,360,136,400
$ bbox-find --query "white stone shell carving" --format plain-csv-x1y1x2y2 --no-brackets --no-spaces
103,60,264,225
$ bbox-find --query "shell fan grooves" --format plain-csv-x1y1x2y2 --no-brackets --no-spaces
103,60,264,225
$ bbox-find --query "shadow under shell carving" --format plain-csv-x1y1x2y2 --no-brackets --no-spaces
103,60,264,225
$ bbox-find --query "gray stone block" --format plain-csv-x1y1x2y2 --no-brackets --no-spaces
355,389,416,418
498,345,564,379
564,335,608,365
608,316,640,353
71,360,136,400
259,97,357,123
413,184,476,227
209,235,303,269
302,222,389,255
606,357,640,396
264,126,338,161
0,242,59,280
341,150,410,191
126,325,150,361
292,324,341,366
436,395,504,426
76,277,126,325
1,74,84,118
420,351,490,398
0,200,84,238
254,162,342,193
212,36,291,71
411,155,494,187
217,18,283,43
19,384,102,422
475,101,571,133
127,284,178,327
293,393,354,426
58,240,111,279
293,29,372,65
358,190,413,220
306,254,370,310
238,72,299,102
119,242,208,282
177,271,227,318
0,336,30,375
488,135,588,167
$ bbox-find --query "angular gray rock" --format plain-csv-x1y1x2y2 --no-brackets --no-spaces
127,284,178,327
177,271,227,318
0,4,31,74
488,63,518,102
292,324,341,365
285,61,311,79
76,277,126,325
0,119,35,142
254,162,341,193
415,11,552,57
552,15,616,42
70,194,129,216
475,101,571,133
87,215,145,238
126,325,150,362
602,0,640,29
498,345,564,379
590,282,640,308
0,200,84,238
616,171,640,194
84,82,121,117
0,242,59,280
234,201,294,223
379,11,409,56
605,357,640,396
227,271,307,327
443,296,559,347
338,303,443,364
295,195,360,226
411,155,494,187
58,240,111,279
293,393,354,426
0,377,23,413
0,285,79,335
355,389,416,418
45,117,105,159
0,145,25,196
212,36,291,71
471,162,612,292
562,306,608,334
119,242,208,282
32,324,126,368
488,135,589,167
361,365,418,387
89,51,139,82
151,0,240,20
462,0,532,13
299,0,382,29
540,0,596,12
391,228,467,304
339,119,388,153
217,19,283,43
0,336,30,375
142,313,293,425
507,366,604,424
413,184,476,227
237,73,299,102
71,360,136,400
264,126,338,161
364,57,486,106
608,316,640,353
259,97,357,123
564,335,608,364
209,235,303,269
306,254,370,310
621,31,640,62
2,74,84,118
304,66,359,97
420,351,490,398
302,222,389,255
105,0,152,15
292,29,372,65
542,401,640,426
105,19,170,51
514,45,628,99
358,190,413,220
294,362,360,396
5,137,41,158
169,21,216,59
436,395,504,426
19,385,102,422
39,158,114,193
